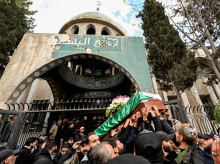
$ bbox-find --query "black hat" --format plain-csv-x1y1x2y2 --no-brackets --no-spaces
135,130,163,161
0,149,20,163
198,132,215,139
80,135,88,145
106,154,151,164
156,131,175,141
68,137,74,141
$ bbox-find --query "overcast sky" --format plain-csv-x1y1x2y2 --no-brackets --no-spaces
30,0,176,36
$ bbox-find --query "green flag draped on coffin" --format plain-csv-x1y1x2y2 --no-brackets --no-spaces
94,92,162,138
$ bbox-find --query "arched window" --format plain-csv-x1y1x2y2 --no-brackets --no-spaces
86,24,96,35
75,64,82,75
71,25,79,34
112,67,119,75
95,69,102,76
101,27,111,35
68,61,73,71
85,68,92,76
105,69,110,76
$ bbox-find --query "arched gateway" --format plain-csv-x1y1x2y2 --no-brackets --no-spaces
0,12,152,149
0,12,152,106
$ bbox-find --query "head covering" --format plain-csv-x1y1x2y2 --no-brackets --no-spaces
80,126,85,130
135,130,163,161
175,123,197,143
106,154,151,164
198,132,215,139
68,137,74,141
80,135,88,145
156,131,175,141
0,149,20,163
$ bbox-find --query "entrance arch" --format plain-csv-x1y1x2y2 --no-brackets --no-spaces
0,33,152,106
7,54,140,104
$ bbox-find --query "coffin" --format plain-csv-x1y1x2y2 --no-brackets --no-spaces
94,92,166,141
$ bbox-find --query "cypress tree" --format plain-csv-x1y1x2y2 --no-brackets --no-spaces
138,0,198,102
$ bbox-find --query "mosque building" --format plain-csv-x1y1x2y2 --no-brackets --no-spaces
0,12,219,111
0,11,219,149
0,12,152,110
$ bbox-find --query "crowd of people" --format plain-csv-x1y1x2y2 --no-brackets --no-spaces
1,105,220,164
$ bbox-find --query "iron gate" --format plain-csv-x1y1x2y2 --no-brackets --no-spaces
0,98,109,150
0,99,219,150
165,100,219,134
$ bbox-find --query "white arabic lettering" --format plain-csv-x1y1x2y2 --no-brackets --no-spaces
94,39,119,47
62,38,90,45
59,37,119,48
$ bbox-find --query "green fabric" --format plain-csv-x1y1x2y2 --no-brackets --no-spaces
175,148,188,164
94,92,154,138
95,70,101,76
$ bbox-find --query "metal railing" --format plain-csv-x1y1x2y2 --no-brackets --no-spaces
167,102,219,134
5,98,113,112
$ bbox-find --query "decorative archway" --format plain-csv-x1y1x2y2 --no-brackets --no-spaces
7,54,140,104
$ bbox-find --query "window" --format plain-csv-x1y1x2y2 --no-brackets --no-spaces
68,61,73,71
167,96,177,101
200,95,213,105
71,25,79,34
86,24,96,35
105,69,110,76
75,64,82,75
101,27,111,35
95,69,102,76
85,68,92,76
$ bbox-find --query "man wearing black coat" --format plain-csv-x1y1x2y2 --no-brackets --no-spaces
198,133,215,164
175,123,205,164
63,123,75,142
33,140,57,164
15,137,38,164
80,133,100,164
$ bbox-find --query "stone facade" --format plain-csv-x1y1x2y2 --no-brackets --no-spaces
0,11,218,110
0,12,152,110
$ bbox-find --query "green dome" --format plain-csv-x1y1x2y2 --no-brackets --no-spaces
72,12,127,35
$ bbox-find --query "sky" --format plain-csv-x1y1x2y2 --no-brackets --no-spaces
30,0,143,36
30,0,177,37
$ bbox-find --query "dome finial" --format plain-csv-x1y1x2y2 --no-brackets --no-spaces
96,1,101,11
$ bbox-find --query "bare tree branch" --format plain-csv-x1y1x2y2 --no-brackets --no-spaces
170,18,199,43
187,0,217,54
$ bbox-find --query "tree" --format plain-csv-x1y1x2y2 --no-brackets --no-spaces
214,100,220,124
138,0,198,102
170,0,220,82
0,0,36,76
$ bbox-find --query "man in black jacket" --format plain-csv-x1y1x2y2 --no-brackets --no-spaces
156,131,177,164
33,139,57,164
15,137,38,164
58,140,84,164
63,123,75,142
80,132,100,164
106,138,125,157
141,106,163,132
175,123,205,164
198,132,215,164
53,143,69,163
134,129,164,163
